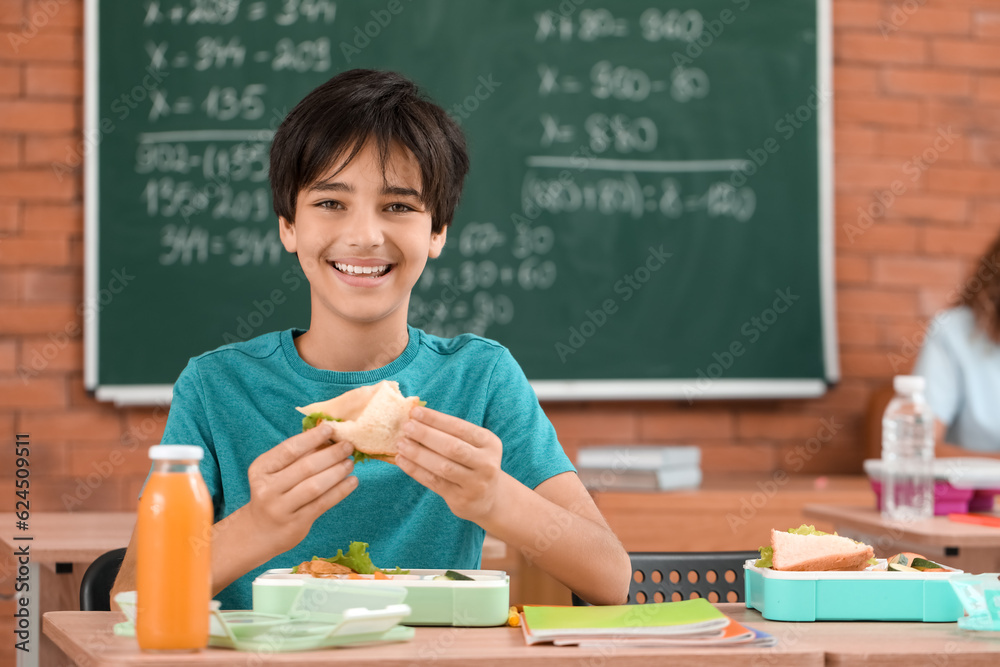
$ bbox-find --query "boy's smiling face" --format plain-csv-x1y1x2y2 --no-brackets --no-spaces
279,141,445,329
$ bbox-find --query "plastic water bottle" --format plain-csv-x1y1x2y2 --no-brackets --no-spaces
881,375,934,522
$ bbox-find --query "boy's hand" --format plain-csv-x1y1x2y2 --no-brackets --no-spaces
243,421,358,553
395,407,503,524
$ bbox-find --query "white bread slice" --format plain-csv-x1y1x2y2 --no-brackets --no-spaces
296,380,420,464
770,529,875,572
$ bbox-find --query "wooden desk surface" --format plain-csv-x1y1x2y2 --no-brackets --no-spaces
803,505,1000,548
0,512,136,563
43,604,1000,667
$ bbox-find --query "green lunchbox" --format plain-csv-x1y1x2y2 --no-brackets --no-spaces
253,569,510,627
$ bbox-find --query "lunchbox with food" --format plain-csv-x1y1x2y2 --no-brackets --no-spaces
253,568,510,627
745,527,966,622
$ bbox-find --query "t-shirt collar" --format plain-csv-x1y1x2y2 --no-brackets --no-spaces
280,325,421,384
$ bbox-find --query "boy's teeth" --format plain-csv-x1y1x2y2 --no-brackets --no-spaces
334,262,389,276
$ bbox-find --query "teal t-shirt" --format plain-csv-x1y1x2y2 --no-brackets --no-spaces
156,325,575,610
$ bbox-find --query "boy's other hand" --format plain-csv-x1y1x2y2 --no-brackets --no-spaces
243,421,358,553
395,407,503,524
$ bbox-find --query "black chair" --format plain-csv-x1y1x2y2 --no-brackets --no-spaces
573,551,759,606
80,547,128,611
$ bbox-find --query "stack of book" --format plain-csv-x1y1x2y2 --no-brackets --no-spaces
575,445,702,492
520,598,775,648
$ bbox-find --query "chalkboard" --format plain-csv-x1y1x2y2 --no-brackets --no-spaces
84,0,837,405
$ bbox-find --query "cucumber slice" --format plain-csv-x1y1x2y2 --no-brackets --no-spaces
432,570,476,581
888,562,920,573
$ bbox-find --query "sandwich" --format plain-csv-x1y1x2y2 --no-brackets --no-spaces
768,528,875,572
296,380,423,464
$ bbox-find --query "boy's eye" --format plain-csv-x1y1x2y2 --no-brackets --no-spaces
386,203,416,213
317,200,344,210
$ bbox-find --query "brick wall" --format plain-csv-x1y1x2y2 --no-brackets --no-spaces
0,1,999,662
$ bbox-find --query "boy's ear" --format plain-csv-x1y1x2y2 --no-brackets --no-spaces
428,226,447,259
278,216,296,253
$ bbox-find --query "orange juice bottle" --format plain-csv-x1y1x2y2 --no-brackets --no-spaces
136,445,213,651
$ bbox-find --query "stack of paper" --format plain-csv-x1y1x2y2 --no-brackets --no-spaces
521,598,775,648
576,445,702,491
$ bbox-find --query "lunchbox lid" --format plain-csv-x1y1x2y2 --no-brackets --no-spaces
864,457,1000,488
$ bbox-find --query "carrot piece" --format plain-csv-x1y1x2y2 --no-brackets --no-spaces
373,571,389,580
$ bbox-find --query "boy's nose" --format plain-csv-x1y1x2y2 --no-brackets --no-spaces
346,209,385,248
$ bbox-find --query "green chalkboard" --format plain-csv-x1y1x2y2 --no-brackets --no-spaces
85,0,836,404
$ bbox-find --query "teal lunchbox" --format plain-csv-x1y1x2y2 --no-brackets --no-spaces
745,559,966,622
253,569,510,627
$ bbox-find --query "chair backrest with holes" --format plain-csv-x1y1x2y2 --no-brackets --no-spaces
572,551,760,606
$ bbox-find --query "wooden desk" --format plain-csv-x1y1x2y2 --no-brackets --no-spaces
0,512,507,667
803,504,1000,573
0,512,136,667
43,604,1000,666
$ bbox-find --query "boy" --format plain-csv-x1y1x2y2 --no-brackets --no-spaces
112,69,631,608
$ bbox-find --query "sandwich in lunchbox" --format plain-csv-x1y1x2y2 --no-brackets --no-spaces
296,380,424,464
756,525,876,572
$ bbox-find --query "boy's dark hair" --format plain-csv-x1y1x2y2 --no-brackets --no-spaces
270,69,470,234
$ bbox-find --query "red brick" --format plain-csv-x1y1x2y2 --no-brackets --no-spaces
0,135,19,167
972,200,1000,227
25,0,83,29
873,256,965,287
0,234,70,266
24,64,81,97
775,438,864,475
0,4,25,23
840,350,898,379
28,476,125,512
0,168,77,200
834,66,880,94
0,268,21,301
835,160,909,190
836,33,928,66
975,11,1000,39
18,408,122,442
882,68,972,97
887,194,969,224
15,440,70,477
0,32,79,62
838,315,880,346
837,221,920,253
0,202,18,233
971,138,1000,165
737,413,837,440
19,333,81,373
700,442,776,473
888,7,971,36
0,338,16,373
0,376,66,408
0,64,21,96
838,288,918,318
23,134,78,165
22,203,81,232
931,38,1000,70
123,406,171,447
0,100,76,132
918,287,955,319
878,128,966,163
926,167,1000,195
836,255,872,284
69,444,152,478
979,74,1000,103
0,303,77,334
835,127,879,157
638,410,734,440
921,226,998,256
547,408,638,443
834,2,880,27
836,97,922,127
21,267,80,300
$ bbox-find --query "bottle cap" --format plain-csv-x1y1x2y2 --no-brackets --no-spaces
148,445,204,461
893,375,926,395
